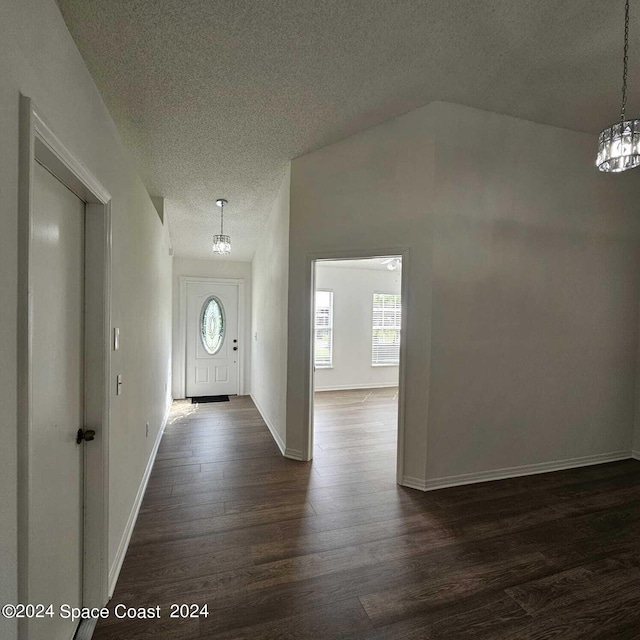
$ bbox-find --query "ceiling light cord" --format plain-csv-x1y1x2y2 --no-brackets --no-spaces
220,200,224,235
622,0,630,123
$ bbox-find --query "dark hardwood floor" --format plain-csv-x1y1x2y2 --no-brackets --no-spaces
93,389,640,639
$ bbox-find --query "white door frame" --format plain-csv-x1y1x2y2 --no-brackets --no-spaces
306,248,410,485
17,95,112,630
178,276,246,398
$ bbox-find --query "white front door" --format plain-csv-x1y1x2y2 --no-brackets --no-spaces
186,281,239,397
29,163,85,639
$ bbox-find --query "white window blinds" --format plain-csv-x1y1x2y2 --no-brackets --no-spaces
315,290,333,367
372,293,401,365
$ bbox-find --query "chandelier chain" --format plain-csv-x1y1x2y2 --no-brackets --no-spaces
622,0,630,122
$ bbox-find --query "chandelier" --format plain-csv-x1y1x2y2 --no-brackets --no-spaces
597,0,640,172
212,198,231,255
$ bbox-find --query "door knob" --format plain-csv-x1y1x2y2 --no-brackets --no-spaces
76,428,96,444
233,346,238,351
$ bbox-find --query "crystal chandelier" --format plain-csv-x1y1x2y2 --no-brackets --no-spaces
597,0,640,172
212,198,231,255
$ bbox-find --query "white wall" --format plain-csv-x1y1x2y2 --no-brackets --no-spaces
288,101,640,487
251,167,291,454
315,263,400,391
172,258,252,398
0,2,173,636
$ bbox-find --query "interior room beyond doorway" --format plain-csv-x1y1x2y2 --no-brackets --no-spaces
312,257,402,480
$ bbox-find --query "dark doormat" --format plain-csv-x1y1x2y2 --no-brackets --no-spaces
191,395,230,404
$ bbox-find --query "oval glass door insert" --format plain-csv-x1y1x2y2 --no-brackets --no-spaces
201,296,225,355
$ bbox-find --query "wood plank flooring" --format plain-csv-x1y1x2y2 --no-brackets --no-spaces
93,388,640,639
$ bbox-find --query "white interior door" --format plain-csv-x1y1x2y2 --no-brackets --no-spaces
29,163,85,639
186,281,239,397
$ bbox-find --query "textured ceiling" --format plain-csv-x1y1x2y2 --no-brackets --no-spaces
318,258,401,271
56,0,639,260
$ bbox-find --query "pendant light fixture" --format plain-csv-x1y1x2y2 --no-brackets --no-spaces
597,0,640,172
212,198,231,255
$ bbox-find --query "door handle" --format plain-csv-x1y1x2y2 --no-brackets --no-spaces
233,346,238,351
76,428,96,444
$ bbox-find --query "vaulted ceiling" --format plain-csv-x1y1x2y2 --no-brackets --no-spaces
57,0,638,260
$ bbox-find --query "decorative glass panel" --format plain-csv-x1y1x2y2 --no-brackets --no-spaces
201,296,225,355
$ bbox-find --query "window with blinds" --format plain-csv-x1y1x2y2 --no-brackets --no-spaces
314,290,333,367
372,292,401,365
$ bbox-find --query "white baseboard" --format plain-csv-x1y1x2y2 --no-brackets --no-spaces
401,475,428,491
632,450,640,461
108,398,171,596
404,450,632,493
250,394,306,461
74,618,97,640
250,393,286,455
314,382,398,392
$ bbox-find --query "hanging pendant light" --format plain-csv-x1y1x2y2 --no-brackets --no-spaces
212,198,231,255
597,0,640,172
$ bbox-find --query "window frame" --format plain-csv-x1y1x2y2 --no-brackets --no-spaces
371,291,402,367
314,289,334,369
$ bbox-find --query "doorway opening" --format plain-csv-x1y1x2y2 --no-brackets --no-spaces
310,255,406,484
